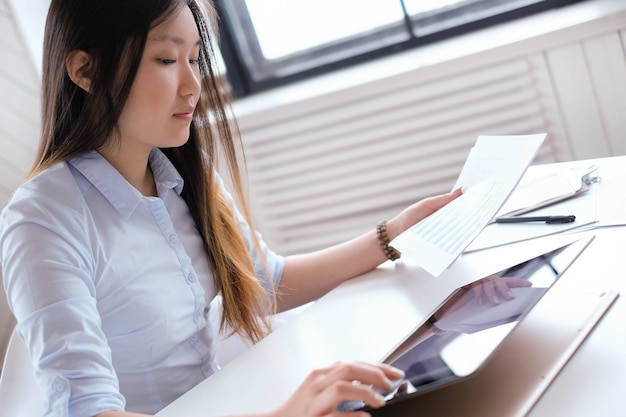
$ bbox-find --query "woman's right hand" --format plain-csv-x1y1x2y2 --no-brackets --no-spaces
271,361,405,417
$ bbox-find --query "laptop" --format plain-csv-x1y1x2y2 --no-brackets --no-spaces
339,235,616,415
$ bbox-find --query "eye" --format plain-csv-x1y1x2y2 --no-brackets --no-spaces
158,58,176,65
190,58,200,66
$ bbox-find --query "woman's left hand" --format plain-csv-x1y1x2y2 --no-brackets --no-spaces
386,188,463,241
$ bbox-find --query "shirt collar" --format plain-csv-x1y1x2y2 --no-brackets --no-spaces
68,149,185,219
149,148,185,196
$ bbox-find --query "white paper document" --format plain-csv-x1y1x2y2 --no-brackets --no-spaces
466,164,600,252
391,134,546,277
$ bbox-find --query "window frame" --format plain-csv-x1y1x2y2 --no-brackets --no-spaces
214,0,587,97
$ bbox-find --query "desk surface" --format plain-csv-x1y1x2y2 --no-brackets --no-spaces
159,156,626,417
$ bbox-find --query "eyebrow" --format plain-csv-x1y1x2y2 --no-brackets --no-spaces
148,34,202,46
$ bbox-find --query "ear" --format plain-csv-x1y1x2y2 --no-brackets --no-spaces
65,50,93,93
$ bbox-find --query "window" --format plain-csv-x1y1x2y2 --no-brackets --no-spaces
214,0,586,97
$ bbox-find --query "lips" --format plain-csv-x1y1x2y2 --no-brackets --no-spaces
173,108,195,121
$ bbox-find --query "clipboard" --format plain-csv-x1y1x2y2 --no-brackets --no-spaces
495,165,600,219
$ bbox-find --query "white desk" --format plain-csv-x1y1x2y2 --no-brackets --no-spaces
158,156,626,417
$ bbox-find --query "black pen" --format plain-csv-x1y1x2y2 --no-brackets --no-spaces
495,215,576,224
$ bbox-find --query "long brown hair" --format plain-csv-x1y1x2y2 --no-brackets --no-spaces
35,0,274,342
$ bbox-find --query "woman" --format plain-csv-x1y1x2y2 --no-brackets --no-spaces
0,1,461,416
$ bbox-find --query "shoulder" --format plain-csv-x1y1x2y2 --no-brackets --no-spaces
0,161,86,239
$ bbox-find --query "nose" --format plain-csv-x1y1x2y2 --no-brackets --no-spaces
180,62,201,101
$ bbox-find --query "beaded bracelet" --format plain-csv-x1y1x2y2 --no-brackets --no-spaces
376,220,401,261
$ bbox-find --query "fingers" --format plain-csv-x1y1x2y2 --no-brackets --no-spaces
401,188,463,228
422,187,463,212
308,362,405,411
499,277,533,288
318,379,385,413
389,189,463,239
472,276,533,305
320,361,404,393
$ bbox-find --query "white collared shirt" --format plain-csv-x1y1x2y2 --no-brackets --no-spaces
0,149,284,416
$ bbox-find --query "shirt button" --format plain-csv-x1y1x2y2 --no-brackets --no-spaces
186,273,196,283
189,334,199,343
52,377,67,394
169,234,178,244
201,363,211,374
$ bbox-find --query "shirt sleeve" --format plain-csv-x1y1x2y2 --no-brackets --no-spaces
0,193,126,416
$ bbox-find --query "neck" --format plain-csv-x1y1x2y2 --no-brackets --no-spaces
99,144,157,197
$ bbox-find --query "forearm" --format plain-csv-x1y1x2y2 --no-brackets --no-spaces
96,410,275,417
96,412,148,417
277,221,398,312
275,188,462,312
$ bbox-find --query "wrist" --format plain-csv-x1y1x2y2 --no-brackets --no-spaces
376,220,401,261
383,217,404,242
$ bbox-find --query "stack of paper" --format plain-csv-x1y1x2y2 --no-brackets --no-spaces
391,134,546,277
466,164,600,252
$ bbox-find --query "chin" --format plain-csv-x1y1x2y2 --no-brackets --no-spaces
167,133,192,148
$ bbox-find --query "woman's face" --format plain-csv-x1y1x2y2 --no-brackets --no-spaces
116,6,202,154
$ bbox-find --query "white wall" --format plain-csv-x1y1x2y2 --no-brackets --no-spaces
6,0,48,75
0,0,42,367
